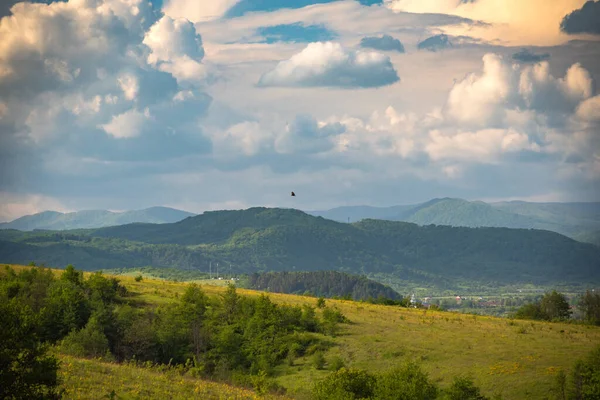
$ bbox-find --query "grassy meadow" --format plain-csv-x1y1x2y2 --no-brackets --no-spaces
7,264,600,399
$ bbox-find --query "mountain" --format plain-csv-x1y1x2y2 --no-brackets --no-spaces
0,207,196,231
1,207,598,292
308,198,600,244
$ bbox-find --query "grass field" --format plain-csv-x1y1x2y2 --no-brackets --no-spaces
6,264,600,399
56,353,288,400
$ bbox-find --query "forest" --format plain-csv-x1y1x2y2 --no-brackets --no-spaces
0,207,599,296
244,270,403,301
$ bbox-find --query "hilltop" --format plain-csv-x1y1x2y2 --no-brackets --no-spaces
0,206,195,231
308,198,600,245
0,207,598,294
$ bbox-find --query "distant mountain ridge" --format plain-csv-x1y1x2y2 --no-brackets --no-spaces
0,207,196,231
1,207,598,293
308,198,600,245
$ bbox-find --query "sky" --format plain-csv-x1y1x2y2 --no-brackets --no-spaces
0,0,599,220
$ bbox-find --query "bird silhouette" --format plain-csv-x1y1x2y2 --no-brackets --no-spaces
291,191,296,197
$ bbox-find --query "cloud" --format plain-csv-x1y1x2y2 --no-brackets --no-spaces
445,53,595,128
275,114,345,154
576,95,600,122
257,41,400,88
143,15,208,85
100,108,151,138
425,128,540,163
0,0,214,198
511,49,551,64
0,191,71,222
360,34,405,52
162,0,239,22
417,34,452,51
257,22,337,43
385,0,592,46
560,1,600,35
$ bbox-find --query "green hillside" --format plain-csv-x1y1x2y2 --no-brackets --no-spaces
3,264,600,400
1,208,598,294
0,207,195,231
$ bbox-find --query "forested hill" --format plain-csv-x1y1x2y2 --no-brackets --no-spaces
244,271,403,301
0,207,599,289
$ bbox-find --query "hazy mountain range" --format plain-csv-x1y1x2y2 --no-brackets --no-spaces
0,207,196,231
308,198,600,246
0,207,598,294
2,198,599,247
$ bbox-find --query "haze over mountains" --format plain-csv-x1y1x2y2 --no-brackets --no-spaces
0,207,196,231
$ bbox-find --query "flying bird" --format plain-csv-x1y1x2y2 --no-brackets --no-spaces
291,191,296,197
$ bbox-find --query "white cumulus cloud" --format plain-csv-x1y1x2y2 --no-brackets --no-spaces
257,41,400,88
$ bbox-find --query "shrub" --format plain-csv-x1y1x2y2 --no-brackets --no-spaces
312,367,377,400
311,351,326,370
135,275,143,282
443,375,489,400
374,361,438,400
60,315,112,359
329,355,346,371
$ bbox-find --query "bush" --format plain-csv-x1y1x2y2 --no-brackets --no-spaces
374,361,438,400
312,367,377,400
443,375,489,400
60,315,112,359
311,351,326,370
329,355,346,371
135,275,143,282
568,344,600,399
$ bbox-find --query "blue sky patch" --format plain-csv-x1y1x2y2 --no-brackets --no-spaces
225,0,383,18
257,23,337,44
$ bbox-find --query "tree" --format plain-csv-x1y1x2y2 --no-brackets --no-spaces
540,290,571,321
579,290,600,325
514,302,547,321
0,299,62,400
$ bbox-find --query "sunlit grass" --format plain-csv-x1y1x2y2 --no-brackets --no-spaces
56,353,288,400
6,264,600,399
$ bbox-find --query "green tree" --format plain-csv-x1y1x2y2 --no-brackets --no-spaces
514,302,547,321
0,299,62,400
61,264,84,286
579,290,600,325
540,290,571,321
